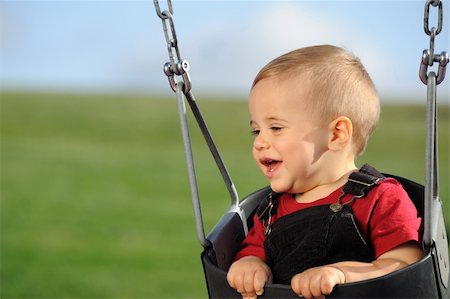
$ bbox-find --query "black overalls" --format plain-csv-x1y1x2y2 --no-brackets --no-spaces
256,164,384,284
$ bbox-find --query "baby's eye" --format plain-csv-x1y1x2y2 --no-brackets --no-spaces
250,129,260,136
270,126,283,132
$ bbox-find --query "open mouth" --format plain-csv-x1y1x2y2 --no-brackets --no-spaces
260,159,281,174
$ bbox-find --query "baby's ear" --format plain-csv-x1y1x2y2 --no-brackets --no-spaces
328,116,353,151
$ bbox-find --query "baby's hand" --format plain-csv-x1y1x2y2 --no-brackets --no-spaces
227,256,272,299
291,265,345,299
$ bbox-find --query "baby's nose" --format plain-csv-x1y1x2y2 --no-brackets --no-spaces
253,134,270,150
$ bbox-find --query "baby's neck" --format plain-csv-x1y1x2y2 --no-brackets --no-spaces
294,167,356,204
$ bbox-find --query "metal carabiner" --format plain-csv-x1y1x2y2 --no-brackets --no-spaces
164,60,192,93
419,50,449,85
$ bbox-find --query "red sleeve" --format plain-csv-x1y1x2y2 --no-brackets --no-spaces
369,181,422,258
234,213,266,262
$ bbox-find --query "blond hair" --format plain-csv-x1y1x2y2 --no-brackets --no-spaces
252,45,380,155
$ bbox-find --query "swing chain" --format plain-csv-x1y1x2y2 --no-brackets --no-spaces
153,0,192,93
424,0,443,36
420,0,449,85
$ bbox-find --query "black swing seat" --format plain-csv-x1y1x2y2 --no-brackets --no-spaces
201,175,450,298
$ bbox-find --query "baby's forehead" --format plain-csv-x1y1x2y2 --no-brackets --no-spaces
250,76,315,106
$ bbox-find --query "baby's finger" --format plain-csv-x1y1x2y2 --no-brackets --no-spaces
292,275,312,299
320,274,335,295
226,272,235,289
243,271,256,294
232,273,245,294
309,274,323,298
254,270,267,295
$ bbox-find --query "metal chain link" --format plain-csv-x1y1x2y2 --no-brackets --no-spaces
153,0,242,247
424,0,443,36
153,0,192,93
419,1,450,285
419,0,449,85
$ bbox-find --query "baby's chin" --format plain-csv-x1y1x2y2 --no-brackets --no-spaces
269,182,292,194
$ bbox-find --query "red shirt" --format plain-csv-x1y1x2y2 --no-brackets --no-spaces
235,178,421,262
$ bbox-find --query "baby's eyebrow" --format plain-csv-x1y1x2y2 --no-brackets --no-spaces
250,117,285,127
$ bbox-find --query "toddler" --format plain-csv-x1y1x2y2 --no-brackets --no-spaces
226,45,422,299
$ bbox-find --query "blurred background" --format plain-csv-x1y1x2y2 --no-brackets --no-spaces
1,1,449,298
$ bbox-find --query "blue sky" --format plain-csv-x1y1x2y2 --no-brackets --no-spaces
1,0,449,103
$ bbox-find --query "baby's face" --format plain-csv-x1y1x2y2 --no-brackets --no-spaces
248,76,329,194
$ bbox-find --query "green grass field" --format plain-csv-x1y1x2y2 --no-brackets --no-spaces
1,92,449,298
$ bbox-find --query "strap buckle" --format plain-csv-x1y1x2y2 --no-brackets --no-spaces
330,164,385,212
257,192,278,236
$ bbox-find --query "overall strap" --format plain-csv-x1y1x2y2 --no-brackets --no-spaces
330,164,385,212
256,164,385,235
256,191,281,236
343,164,385,198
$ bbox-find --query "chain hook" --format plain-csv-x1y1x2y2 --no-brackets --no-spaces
164,60,192,93
420,50,449,85
420,0,448,86
154,0,192,93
